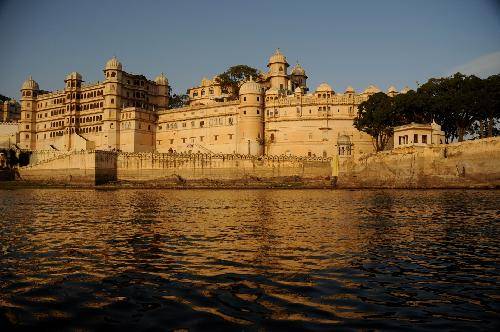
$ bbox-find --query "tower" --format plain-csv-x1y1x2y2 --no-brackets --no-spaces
154,73,169,109
290,63,308,92
19,76,39,150
102,56,123,150
237,77,264,156
267,49,289,92
64,72,83,150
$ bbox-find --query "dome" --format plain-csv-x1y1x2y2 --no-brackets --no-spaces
316,82,334,93
268,48,288,66
21,76,39,90
337,134,351,145
291,63,306,76
400,86,411,94
265,87,279,95
294,87,303,94
65,71,82,81
105,56,122,70
239,77,262,95
344,85,355,94
387,85,397,93
201,77,211,87
154,73,168,85
363,85,381,94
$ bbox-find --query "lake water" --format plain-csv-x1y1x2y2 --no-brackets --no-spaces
0,189,499,330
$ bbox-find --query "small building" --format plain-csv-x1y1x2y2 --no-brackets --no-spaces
393,121,445,148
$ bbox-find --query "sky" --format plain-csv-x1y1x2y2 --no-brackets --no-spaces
0,0,499,100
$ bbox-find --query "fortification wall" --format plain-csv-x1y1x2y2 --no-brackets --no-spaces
19,150,117,184
116,153,331,181
15,137,500,188
339,137,500,188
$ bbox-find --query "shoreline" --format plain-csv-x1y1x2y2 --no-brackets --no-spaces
1,180,498,190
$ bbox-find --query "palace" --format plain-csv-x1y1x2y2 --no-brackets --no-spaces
16,50,411,157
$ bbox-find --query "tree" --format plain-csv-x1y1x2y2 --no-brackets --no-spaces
168,93,189,109
482,74,500,137
391,89,431,125
354,92,395,151
215,65,261,100
0,94,10,103
418,73,483,142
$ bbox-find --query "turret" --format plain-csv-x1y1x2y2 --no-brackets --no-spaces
237,77,264,155
387,85,398,97
267,49,289,92
290,62,308,92
102,56,123,150
19,76,39,149
154,73,169,109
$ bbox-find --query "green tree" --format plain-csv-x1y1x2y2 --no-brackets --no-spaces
482,74,500,137
418,73,483,142
0,94,10,102
215,65,261,100
354,92,395,151
168,93,189,109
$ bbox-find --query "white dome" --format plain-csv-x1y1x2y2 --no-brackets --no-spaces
291,63,306,76
316,82,334,93
239,77,262,95
21,76,39,90
387,85,397,93
65,72,82,81
265,87,279,95
105,56,122,70
294,87,303,93
268,49,288,66
363,85,381,94
155,73,168,85
345,85,355,94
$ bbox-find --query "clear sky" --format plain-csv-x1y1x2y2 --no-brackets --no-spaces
0,0,499,100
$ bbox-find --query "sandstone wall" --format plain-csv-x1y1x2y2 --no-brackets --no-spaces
16,137,500,188
116,153,330,181
339,137,500,188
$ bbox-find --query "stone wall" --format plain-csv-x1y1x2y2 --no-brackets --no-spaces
339,137,500,188
116,153,331,182
19,150,117,185
16,137,500,188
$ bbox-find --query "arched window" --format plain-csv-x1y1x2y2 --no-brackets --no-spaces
111,72,116,77
111,98,114,104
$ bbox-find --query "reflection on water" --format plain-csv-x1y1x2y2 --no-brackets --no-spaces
0,189,498,330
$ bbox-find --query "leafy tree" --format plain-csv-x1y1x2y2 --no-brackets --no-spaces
215,65,261,100
482,74,500,137
391,89,431,125
0,94,10,102
418,73,483,142
168,93,189,109
354,92,395,151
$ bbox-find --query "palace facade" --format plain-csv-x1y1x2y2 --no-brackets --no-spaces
17,50,409,157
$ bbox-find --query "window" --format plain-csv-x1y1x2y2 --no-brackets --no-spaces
200,120,204,128
422,135,427,144
228,117,233,125
200,136,204,142
228,134,233,140
111,98,114,104
182,138,186,143
111,72,116,77
308,133,313,140
257,97,260,101
243,97,246,101
257,110,260,114
191,121,195,127
243,111,246,115
414,134,418,143
170,139,174,144
182,122,187,128
280,84,283,89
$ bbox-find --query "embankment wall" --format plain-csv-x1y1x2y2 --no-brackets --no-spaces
14,137,500,188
